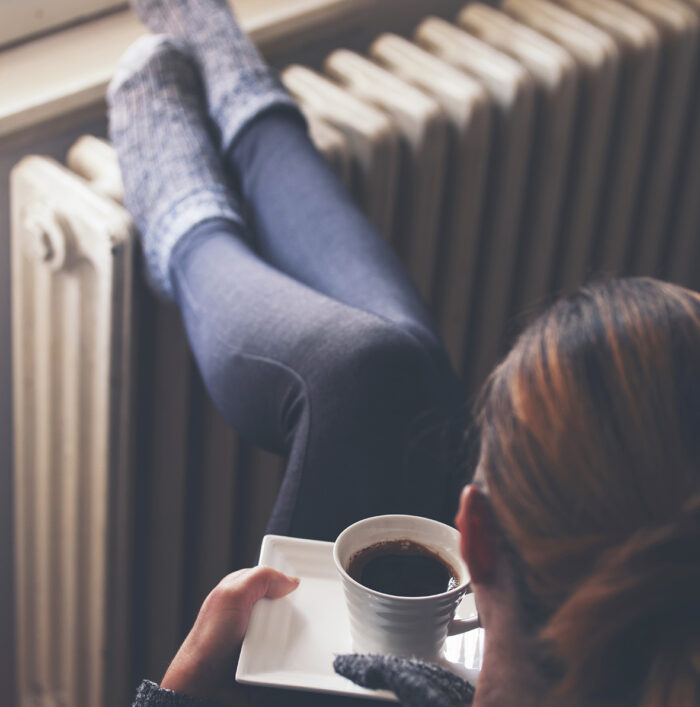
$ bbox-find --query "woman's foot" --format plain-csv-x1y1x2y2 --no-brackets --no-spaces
107,34,244,299
131,0,303,153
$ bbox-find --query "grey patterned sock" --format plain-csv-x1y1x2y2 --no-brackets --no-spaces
334,654,475,707
107,34,243,300
131,0,304,152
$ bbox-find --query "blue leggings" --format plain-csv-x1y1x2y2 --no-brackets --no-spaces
169,110,464,541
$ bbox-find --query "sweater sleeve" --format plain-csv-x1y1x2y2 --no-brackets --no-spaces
131,680,227,707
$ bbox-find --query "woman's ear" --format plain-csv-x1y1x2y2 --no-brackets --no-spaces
455,485,499,585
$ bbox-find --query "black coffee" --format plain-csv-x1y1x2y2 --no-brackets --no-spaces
346,539,459,597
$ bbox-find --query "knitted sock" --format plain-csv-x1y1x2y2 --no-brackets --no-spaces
131,0,304,153
334,654,475,707
107,34,244,300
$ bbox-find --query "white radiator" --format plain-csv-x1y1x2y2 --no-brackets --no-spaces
11,1,700,705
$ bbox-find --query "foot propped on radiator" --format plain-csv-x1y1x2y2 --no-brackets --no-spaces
130,0,304,153
107,33,244,300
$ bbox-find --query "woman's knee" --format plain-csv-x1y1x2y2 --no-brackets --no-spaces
305,316,440,425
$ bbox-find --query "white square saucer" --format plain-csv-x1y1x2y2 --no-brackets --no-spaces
236,535,483,701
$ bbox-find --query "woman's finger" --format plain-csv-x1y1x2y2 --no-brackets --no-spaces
262,567,301,599
215,565,300,605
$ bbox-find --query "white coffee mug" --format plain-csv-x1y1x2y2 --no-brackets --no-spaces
333,514,478,661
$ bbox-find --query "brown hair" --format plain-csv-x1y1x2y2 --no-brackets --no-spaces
477,278,700,705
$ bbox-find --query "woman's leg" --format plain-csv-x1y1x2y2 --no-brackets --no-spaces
131,0,460,400
108,35,458,540
227,112,457,391
170,220,457,538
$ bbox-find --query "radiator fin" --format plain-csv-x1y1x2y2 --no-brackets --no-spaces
665,0,700,287
558,0,660,276
325,49,449,303
459,3,578,312
369,34,491,375
12,156,134,707
504,0,622,294
626,0,699,277
416,16,536,388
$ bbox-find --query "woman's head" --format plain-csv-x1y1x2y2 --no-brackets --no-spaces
468,278,700,705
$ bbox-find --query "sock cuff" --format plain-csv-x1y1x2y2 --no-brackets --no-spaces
212,67,306,152
142,184,244,300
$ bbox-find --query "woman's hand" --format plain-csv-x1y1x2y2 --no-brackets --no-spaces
160,566,300,703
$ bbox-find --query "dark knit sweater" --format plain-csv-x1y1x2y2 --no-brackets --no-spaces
132,680,227,707
132,655,474,706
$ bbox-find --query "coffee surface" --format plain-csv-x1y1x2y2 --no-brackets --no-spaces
347,539,458,597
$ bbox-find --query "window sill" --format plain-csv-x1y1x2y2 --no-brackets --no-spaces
0,0,368,141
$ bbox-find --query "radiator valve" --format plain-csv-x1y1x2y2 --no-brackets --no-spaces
23,205,68,271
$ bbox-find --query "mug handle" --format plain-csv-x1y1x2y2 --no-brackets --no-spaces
447,614,481,636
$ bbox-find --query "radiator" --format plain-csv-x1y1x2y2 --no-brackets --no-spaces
11,1,700,705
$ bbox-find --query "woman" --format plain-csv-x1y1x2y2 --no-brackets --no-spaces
133,278,700,707
457,277,700,706
111,1,699,705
